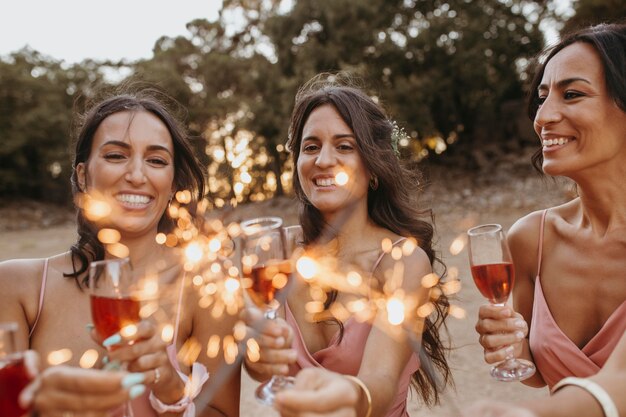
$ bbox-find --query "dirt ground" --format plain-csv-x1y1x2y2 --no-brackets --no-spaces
0,173,572,416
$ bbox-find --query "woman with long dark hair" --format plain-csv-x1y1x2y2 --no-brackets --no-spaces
244,74,451,417
0,88,240,416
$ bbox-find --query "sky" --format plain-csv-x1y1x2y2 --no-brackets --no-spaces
0,0,222,63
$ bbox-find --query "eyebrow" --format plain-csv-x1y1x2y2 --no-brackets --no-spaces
302,133,356,141
101,140,173,156
538,77,592,91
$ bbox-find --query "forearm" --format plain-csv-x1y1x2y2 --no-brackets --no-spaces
526,372,625,417
518,338,546,388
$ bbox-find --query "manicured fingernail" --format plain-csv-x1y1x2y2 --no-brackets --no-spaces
103,360,121,371
102,356,109,365
276,337,285,347
103,333,122,347
514,319,525,328
505,345,515,355
122,373,145,388
129,384,146,399
515,331,525,340
86,323,95,331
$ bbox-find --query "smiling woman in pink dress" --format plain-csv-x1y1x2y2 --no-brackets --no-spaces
474,22,626,392
244,74,452,417
0,89,240,416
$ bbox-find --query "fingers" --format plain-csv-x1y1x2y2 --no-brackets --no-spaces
275,369,358,414
20,367,146,414
23,350,40,378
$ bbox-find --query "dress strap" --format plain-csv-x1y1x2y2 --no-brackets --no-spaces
536,210,549,279
371,237,407,275
29,258,49,339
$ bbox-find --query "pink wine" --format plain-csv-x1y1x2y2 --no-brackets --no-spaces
90,295,141,341
0,357,30,417
243,261,292,308
470,262,514,305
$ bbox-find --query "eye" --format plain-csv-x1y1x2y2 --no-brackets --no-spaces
147,157,169,166
337,143,354,151
103,153,126,161
564,90,584,100
302,144,319,153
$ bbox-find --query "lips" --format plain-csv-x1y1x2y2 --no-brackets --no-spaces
314,177,336,187
115,193,153,206
542,137,573,147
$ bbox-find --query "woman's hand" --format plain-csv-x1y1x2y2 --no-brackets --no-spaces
242,307,296,381
475,305,529,364
274,368,359,417
98,320,185,404
19,352,145,417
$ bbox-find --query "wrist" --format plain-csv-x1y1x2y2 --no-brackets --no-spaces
151,369,186,404
344,375,372,417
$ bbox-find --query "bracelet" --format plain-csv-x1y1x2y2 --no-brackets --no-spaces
551,377,618,417
149,362,209,416
344,375,372,417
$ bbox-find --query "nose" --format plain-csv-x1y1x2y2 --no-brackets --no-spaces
315,145,337,168
125,157,147,185
534,92,562,128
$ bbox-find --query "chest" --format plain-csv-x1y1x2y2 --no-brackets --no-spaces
538,236,626,348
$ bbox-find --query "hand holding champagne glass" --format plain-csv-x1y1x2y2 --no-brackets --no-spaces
240,217,297,405
467,224,535,382
0,323,31,417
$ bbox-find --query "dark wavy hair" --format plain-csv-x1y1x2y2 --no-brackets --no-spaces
286,74,451,406
528,22,626,171
67,88,206,286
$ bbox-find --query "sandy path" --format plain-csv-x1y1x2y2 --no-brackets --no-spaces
0,203,553,416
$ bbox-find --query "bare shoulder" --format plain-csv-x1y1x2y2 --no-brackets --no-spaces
376,237,432,292
0,258,46,292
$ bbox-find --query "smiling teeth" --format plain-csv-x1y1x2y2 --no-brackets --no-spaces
117,194,151,204
315,178,335,187
542,137,570,147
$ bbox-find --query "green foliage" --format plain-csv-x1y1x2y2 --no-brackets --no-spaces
2,0,581,202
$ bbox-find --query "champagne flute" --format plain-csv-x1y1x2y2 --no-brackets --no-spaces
89,257,140,416
467,224,536,381
0,322,30,417
240,217,296,405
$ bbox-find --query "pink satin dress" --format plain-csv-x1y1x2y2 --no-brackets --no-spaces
528,210,626,389
286,238,421,417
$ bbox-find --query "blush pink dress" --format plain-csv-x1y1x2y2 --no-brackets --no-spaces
29,259,186,417
286,238,421,417
528,210,626,389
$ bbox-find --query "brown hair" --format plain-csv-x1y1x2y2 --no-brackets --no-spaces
67,87,205,286
528,22,626,171
286,74,451,405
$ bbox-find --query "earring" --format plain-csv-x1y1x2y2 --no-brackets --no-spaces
369,174,379,190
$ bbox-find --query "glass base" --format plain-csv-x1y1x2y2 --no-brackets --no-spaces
255,375,295,405
491,358,536,382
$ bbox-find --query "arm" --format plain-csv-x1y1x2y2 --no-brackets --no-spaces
474,212,546,387
190,287,241,417
0,259,43,350
276,247,434,417
463,331,626,417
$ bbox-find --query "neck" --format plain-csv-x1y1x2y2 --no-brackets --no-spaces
571,171,626,233
320,200,379,254
111,233,169,271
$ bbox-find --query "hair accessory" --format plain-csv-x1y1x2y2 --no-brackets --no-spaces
344,375,372,417
149,362,209,416
389,120,408,158
552,377,618,417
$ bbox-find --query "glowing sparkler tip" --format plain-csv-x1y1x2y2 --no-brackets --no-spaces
185,243,203,263
296,256,317,280
335,171,349,186
387,297,405,325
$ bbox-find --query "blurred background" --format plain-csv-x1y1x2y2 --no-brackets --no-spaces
1,0,623,210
